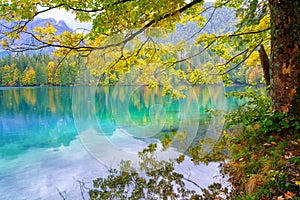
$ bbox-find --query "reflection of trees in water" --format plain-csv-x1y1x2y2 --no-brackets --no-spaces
94,85,237,146
0,87,76,159
0,85,242,125
0,87,74,118
0,86,242,158
88,144,230,200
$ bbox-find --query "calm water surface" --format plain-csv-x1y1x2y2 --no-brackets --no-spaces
0,86,241,200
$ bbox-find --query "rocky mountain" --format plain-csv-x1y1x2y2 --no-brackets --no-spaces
0,18,73,56
28,18,73,33
167,3,236,44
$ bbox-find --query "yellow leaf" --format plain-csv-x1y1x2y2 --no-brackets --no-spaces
277,196,284,200
1,40,7,48
295,181,300,186
253,124,260,130
35,34,41,40
284,191,295,199
290,141,299,145
270,141,277,145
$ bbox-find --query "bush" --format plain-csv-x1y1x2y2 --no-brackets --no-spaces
225,86,300,135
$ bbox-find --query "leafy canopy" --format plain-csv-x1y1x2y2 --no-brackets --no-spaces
0,0,271,88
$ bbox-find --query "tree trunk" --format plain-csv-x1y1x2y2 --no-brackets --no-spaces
269,0,300,119
259,44,270,88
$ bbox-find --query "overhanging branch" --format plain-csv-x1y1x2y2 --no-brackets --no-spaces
222,40,263,75
1,0,205,53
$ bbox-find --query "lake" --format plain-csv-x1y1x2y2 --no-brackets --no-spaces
0,85,241,199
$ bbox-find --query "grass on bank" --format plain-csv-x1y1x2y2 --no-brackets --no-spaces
224,86,300,200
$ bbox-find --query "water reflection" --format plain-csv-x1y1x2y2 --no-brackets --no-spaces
0,85,242,160
0,85,243,199
70,85,231,168
0,87,76,159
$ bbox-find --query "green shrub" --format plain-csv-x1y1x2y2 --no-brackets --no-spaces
225,86,300,135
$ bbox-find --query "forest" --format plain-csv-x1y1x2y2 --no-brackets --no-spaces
0,53,87,86
0,50,264,87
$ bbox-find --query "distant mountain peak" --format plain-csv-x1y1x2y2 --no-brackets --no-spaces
33,17,57,25
33,18,72,32
57,20,67,27
0,17,73,55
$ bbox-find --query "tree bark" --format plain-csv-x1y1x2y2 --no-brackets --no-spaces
259,44,270,88
269,0,300,119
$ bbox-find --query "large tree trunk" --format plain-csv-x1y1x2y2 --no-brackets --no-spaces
269,0,300,119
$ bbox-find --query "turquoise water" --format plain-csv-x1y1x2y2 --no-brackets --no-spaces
0,86,239,199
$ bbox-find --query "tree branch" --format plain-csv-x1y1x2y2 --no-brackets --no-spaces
222,40,263,75
182,177,202,190
2,0,205,53
57,0,134,13
217,48,249,67
187,7,217,41
215,27,270,39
